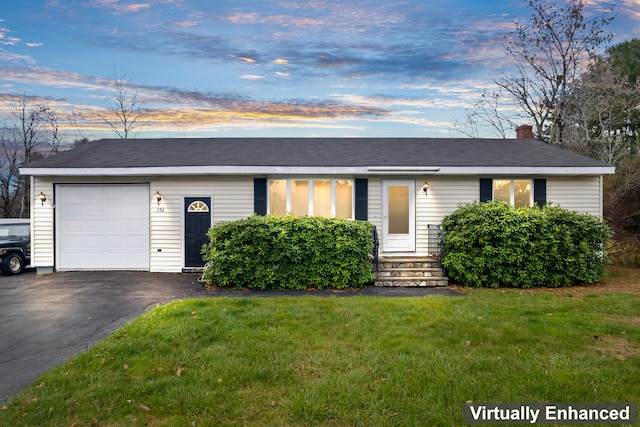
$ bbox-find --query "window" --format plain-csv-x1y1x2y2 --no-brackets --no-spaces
493,179,532,207
268,178,354,219
270,180,287,216
187,200,210,212
290,180,309,216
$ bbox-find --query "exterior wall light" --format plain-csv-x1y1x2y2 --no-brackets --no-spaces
153,191,162,205
38,192,47,205
422,182,429,195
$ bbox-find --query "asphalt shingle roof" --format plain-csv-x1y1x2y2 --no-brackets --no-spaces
23,137,611,169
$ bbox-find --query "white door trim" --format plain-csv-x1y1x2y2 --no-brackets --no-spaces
382,179,416,252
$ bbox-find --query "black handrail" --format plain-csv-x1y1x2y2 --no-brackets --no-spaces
428,224,447,277
371,225,379,277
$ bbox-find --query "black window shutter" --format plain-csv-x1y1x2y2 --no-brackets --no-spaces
354,178,368,220
479,178,492,202
254,178,267,215
533,179,547,208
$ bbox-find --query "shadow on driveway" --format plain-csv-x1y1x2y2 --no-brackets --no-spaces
0,271,460,402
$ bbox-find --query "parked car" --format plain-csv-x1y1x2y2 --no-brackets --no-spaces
0,219,30,275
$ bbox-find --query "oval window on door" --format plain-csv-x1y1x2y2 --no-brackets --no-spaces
187,200,210,212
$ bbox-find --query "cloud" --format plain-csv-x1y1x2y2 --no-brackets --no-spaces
223,12,322,27
333,94,474,110
25,43,43,47
173,20,197,28
0,64,389,136
241,75,264,80
90,0,151,13
0,26,21,46
0,51,36,65
0,66,103,90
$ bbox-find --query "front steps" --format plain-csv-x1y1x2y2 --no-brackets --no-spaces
374,256,448,287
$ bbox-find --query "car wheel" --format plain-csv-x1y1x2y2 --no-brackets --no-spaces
1,253,24,275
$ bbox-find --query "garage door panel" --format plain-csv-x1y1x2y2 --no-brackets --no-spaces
57,185,150,270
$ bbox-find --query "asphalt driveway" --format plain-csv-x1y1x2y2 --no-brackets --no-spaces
0,270,206,402
0,271,459,402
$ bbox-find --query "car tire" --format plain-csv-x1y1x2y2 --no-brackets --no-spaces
1,253,24,275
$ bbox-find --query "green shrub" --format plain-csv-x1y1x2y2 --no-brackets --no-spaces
441,201,612,288
201,215,375,290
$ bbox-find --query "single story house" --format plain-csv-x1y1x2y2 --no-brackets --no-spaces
20,126,614,275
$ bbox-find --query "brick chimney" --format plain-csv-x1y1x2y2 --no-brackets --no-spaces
516,125,533,139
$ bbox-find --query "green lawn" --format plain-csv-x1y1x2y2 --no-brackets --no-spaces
1,282,639,426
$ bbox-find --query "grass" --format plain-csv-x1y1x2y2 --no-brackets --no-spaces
1,273,639,426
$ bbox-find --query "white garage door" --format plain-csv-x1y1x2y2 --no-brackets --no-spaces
56,184,150,270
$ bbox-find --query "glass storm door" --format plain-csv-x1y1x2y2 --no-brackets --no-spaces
382,180,416,252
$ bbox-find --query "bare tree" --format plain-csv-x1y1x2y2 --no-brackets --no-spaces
566,58,640,163
0,95,49,217
460,0,615,142
457,90,520,139
497,0,614,144
99,70,143,139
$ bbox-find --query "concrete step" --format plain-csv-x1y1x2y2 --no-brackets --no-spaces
374,276,449,287
378,260,441,269
376,268,443,278
373,256,448,287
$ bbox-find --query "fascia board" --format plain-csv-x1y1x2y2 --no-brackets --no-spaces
20,165,615,177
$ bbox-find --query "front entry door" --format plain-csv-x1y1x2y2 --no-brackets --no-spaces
382,180,416,252
185,197,211,267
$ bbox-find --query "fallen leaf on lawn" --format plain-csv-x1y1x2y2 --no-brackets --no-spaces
465,341,471,346
156,367,163,372
68,360,73,366
100,358,106,364
176,366,184,376
617,355,626,361
139,404,150,411
127,400,134,404
271,401,276,407
123,364,129,370
518,348,523,354
217,377,222,383
191,311,197,316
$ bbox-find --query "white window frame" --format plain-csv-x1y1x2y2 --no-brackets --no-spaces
268,178,355,219
493,179,533,207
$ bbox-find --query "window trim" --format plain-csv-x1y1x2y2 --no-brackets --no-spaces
268,178,355,219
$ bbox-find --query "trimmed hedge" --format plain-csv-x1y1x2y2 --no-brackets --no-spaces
441,201,612,288
201,215,375,290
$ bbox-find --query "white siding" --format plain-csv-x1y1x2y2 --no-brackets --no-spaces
416,177,479,255
367,178,382,234
149,176,253,272
32,179,55,268
32,176,254,274
547,176,602,217
30,174,604,273
377,175,603,255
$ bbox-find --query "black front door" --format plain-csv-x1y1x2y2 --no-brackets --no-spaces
184,197,211,267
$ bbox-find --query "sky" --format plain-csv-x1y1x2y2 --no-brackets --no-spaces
0,0,639,143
